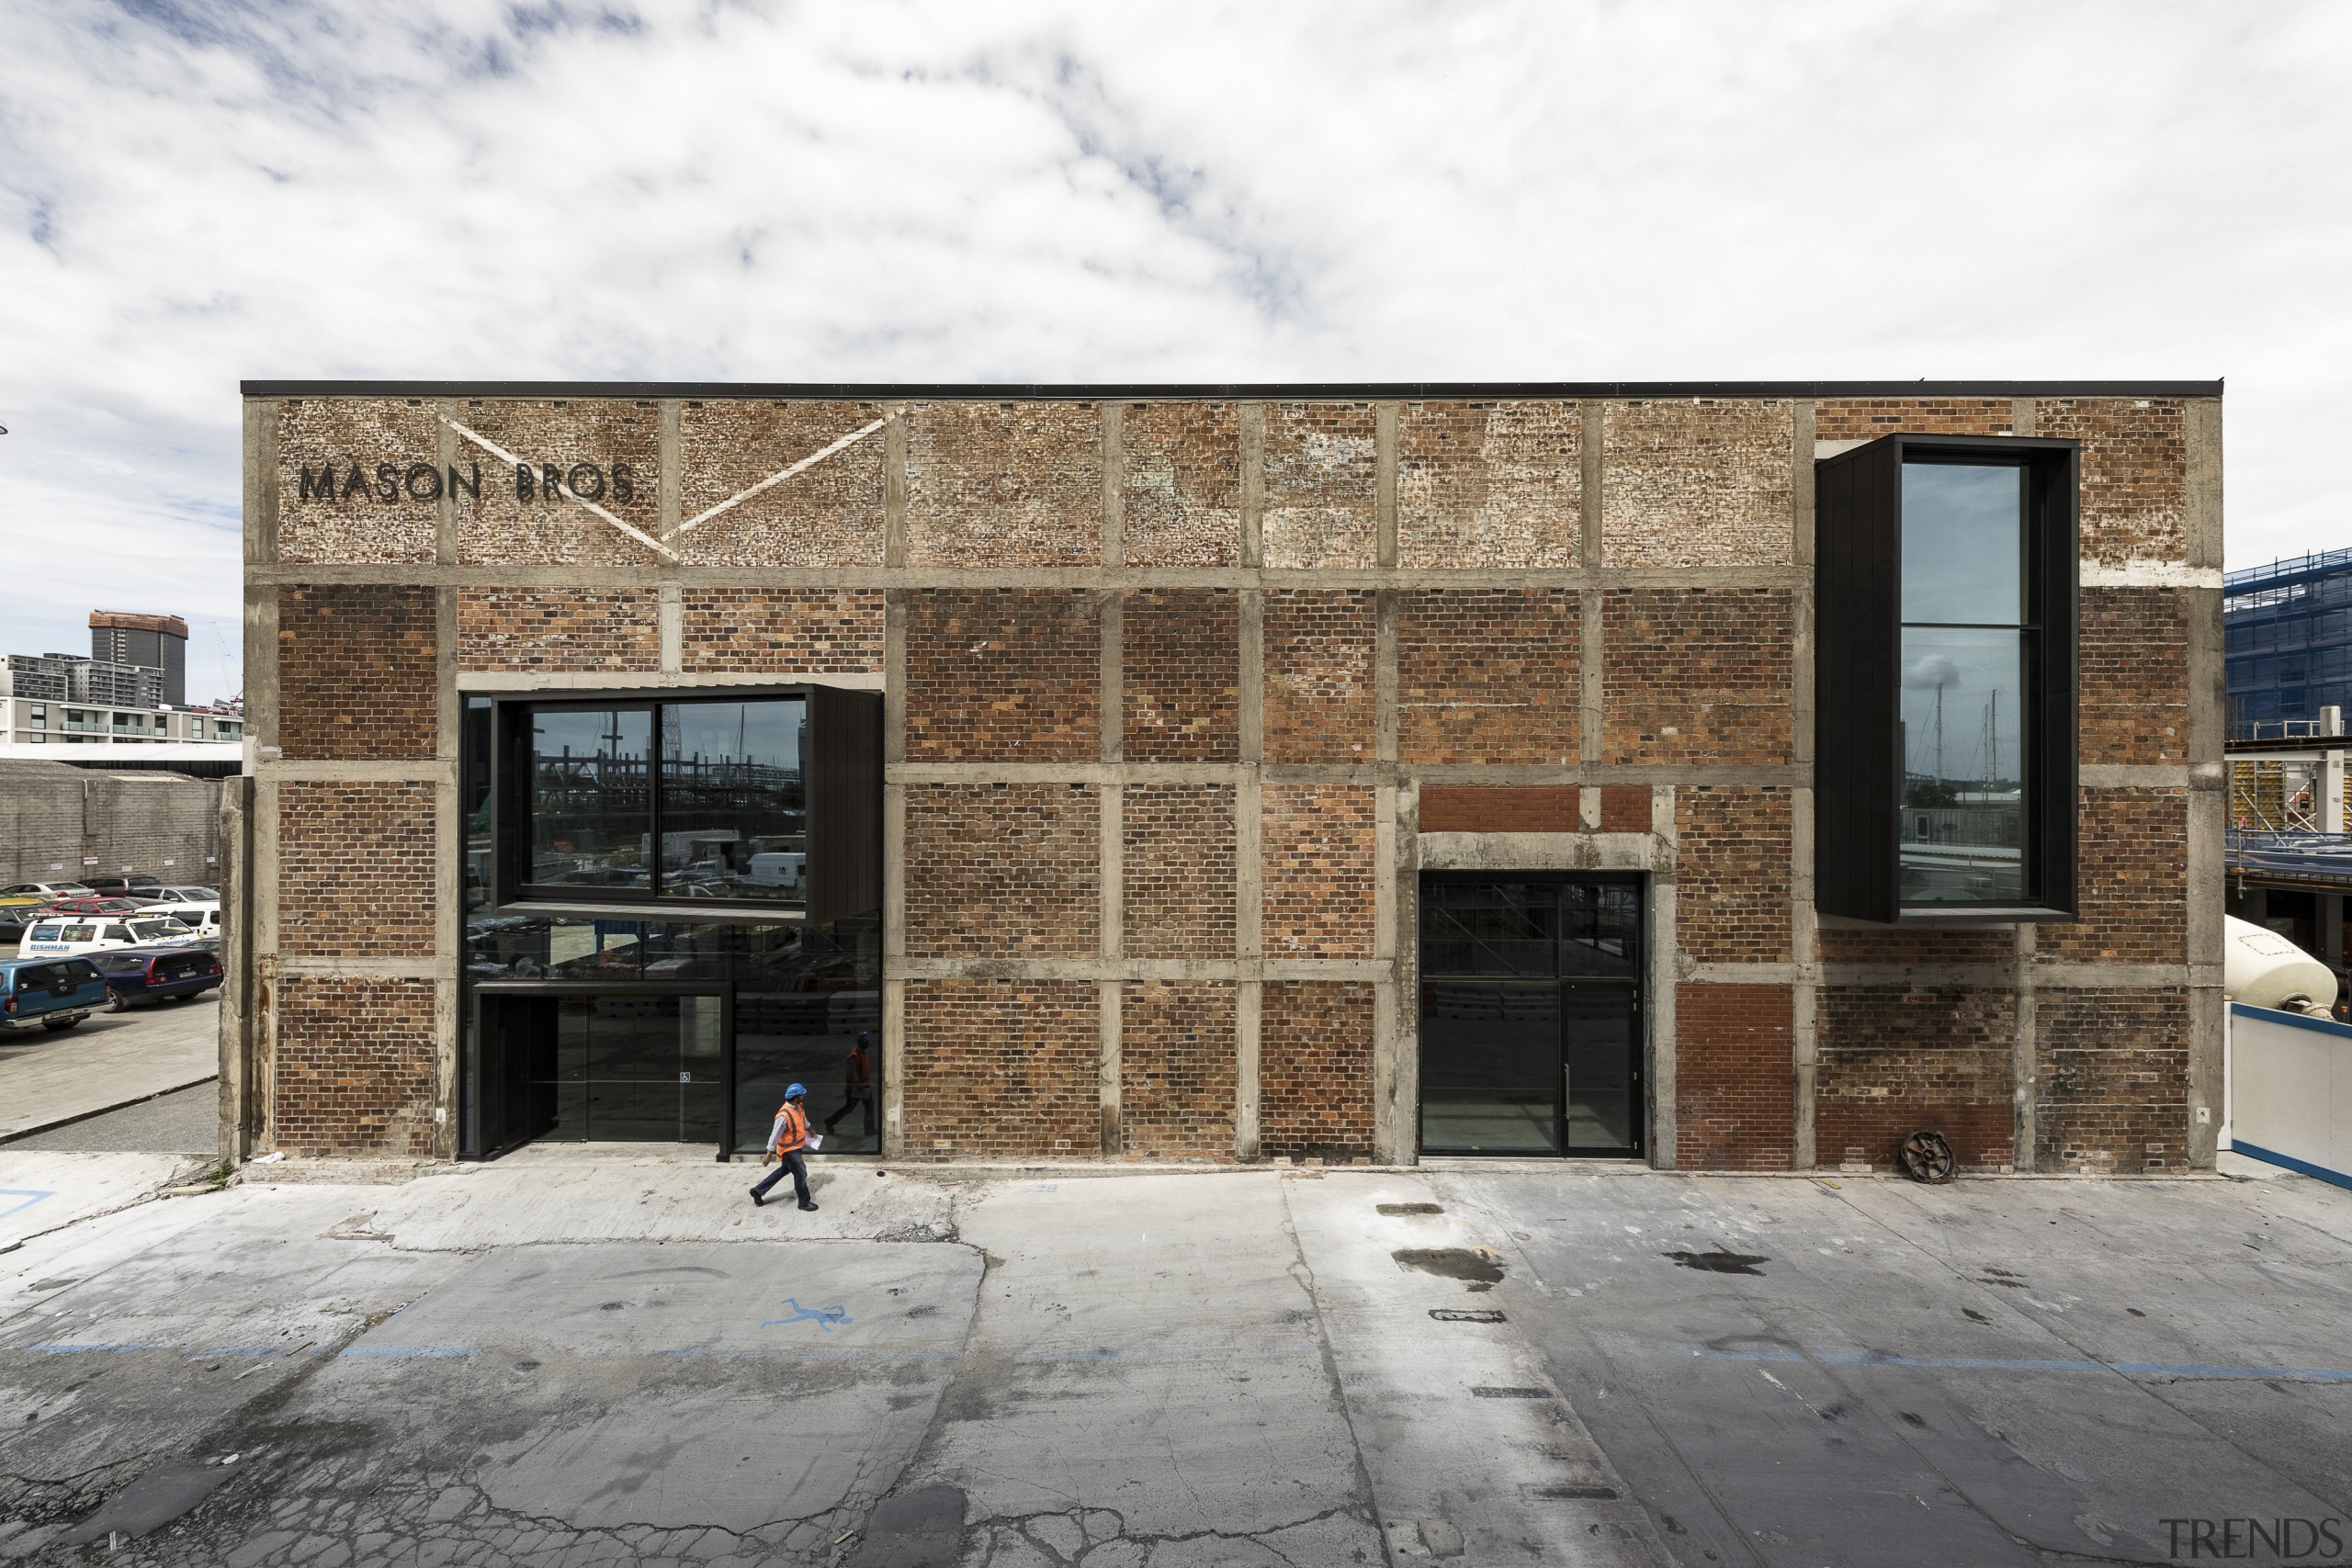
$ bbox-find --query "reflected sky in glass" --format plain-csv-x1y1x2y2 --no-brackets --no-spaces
1900,627,2025,785
1902,463,2026,626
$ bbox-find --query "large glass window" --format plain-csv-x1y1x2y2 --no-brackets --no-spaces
514,695,808,908
1898,460,2034,907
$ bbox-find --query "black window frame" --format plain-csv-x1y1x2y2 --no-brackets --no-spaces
489,683,880,924
1815,433,2079,925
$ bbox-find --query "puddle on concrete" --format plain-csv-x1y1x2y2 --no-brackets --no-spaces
1663,1248,1769,1276
1430,1307,1507,1323
1393,1247,1505,1289
1378,1202,1444,1215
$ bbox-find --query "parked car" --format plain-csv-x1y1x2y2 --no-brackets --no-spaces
90,945,224,1009
83,875,163,898
137,886,219,907
135,901,220,941
34,897,146,918
0,955,108,1034
18,914,202,958
1,882,95,900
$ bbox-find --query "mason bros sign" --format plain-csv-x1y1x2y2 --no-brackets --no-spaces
297,461,639,505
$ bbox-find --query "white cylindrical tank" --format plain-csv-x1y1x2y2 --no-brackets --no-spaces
2223,915,2340,1014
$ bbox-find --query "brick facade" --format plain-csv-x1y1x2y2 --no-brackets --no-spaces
277,586,438,760
248,383,2211,1175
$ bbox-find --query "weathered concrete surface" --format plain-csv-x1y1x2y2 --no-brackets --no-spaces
0,993,220,1143
1,1158,2348,1566
0,1150,197,1249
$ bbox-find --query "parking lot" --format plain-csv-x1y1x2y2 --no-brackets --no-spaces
0,1149,2346,1566
0,988,218,1148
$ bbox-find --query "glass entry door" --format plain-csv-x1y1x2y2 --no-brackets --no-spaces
478,988,727,1146
1419,875,1644,1157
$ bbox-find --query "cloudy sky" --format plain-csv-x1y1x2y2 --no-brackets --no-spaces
4,1,2347,705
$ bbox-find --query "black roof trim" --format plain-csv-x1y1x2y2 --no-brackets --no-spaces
241,378,2224,401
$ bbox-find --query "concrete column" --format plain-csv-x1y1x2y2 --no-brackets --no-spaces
241,395,281,1156
1579,401,1605,768
1374,401,1399,570
433,585,461,1159
435,400,461,566
2012,922,2039,1172
215,775,255,1163
1648,784,1679,1169
880,410,910,1160
2184,395,2226,1168
1790,400,1819,1169
1237,408,1264,1159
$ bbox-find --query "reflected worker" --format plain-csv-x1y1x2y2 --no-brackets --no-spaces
750,1083,819,1212
825,1031,876,1138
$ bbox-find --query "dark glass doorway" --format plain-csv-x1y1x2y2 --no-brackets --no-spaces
475,987,729,1151
1419,874,1644,1157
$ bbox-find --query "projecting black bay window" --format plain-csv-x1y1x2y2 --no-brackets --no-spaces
493,687,880,920
1817,434,2079,923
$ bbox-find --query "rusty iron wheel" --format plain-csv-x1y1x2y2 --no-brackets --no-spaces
1899,1130,1957,1184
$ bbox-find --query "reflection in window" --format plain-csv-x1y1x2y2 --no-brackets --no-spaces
660,700,807,904
528,708,652,891
1899,461,2034,907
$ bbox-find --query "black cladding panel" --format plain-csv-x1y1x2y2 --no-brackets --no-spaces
1815,437,1903,922
807,685,883,925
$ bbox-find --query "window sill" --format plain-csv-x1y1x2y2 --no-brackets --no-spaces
493,897,809,926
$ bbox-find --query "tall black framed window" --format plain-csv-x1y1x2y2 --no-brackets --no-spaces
1816,434,2079,923
491,685,880,921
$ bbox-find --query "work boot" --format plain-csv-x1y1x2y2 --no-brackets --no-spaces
798,1201,820,1212
749,1189,765,1207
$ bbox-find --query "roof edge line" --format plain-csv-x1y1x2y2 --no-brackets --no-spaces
239,378,2227,400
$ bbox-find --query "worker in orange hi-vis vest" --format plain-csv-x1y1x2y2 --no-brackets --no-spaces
825,1032,876,1138
749,1084,818,1212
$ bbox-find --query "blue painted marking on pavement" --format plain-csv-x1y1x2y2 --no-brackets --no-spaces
338,1345,478,1359
0,1190,55,1222
1696,1347,2352,1382
762,1297,851,1332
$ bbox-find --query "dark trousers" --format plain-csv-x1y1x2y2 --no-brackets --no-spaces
752,1151,810,1206
825,1093,875,1134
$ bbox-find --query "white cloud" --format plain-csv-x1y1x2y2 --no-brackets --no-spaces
3,0,2347,701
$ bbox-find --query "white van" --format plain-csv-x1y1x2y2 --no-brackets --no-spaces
19,914,201,959
748,852,806,889
136,900,220,940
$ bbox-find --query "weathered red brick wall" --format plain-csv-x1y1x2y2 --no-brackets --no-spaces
1123,785,1236,959
1123,590,1239,761
899,980,1098,1158
273,976,438,1157
456,589,658,672
2079,589,2189,764
1419,786,1577,833
1263,591,1376,762
1261,980,1375,1159
277,783,436,958
2038,399,2187,565
1814,399,2017,441
2035,988,2190,1173
1676,788,1792,964
1123,403,1239,567
449,399,662,566
1397,401,1579,569
1675,983,1792,1170
1397,590,1579,764
1817,928,2014,965
1262,786,1377,958
2041,787,2189,963
1598,786,1652,834
905,590,1099,761
907,402,1101,567
677,400,886,567
1817,986,2014,1170
679,588,884,673
277,586,438,760
277,400,441,565
1121,980,1238,1158
1263,402,1375,569
903,784,1098,956
1603,589,1792,764
1602,400,1792,568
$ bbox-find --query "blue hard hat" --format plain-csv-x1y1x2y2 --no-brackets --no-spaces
786,1083,808,1099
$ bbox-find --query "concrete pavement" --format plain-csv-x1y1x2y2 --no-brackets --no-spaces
0,991,219,1143
0,1152,2346,1566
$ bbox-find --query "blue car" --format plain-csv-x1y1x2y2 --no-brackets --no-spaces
90,945,224,1010
0,955,109,1035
